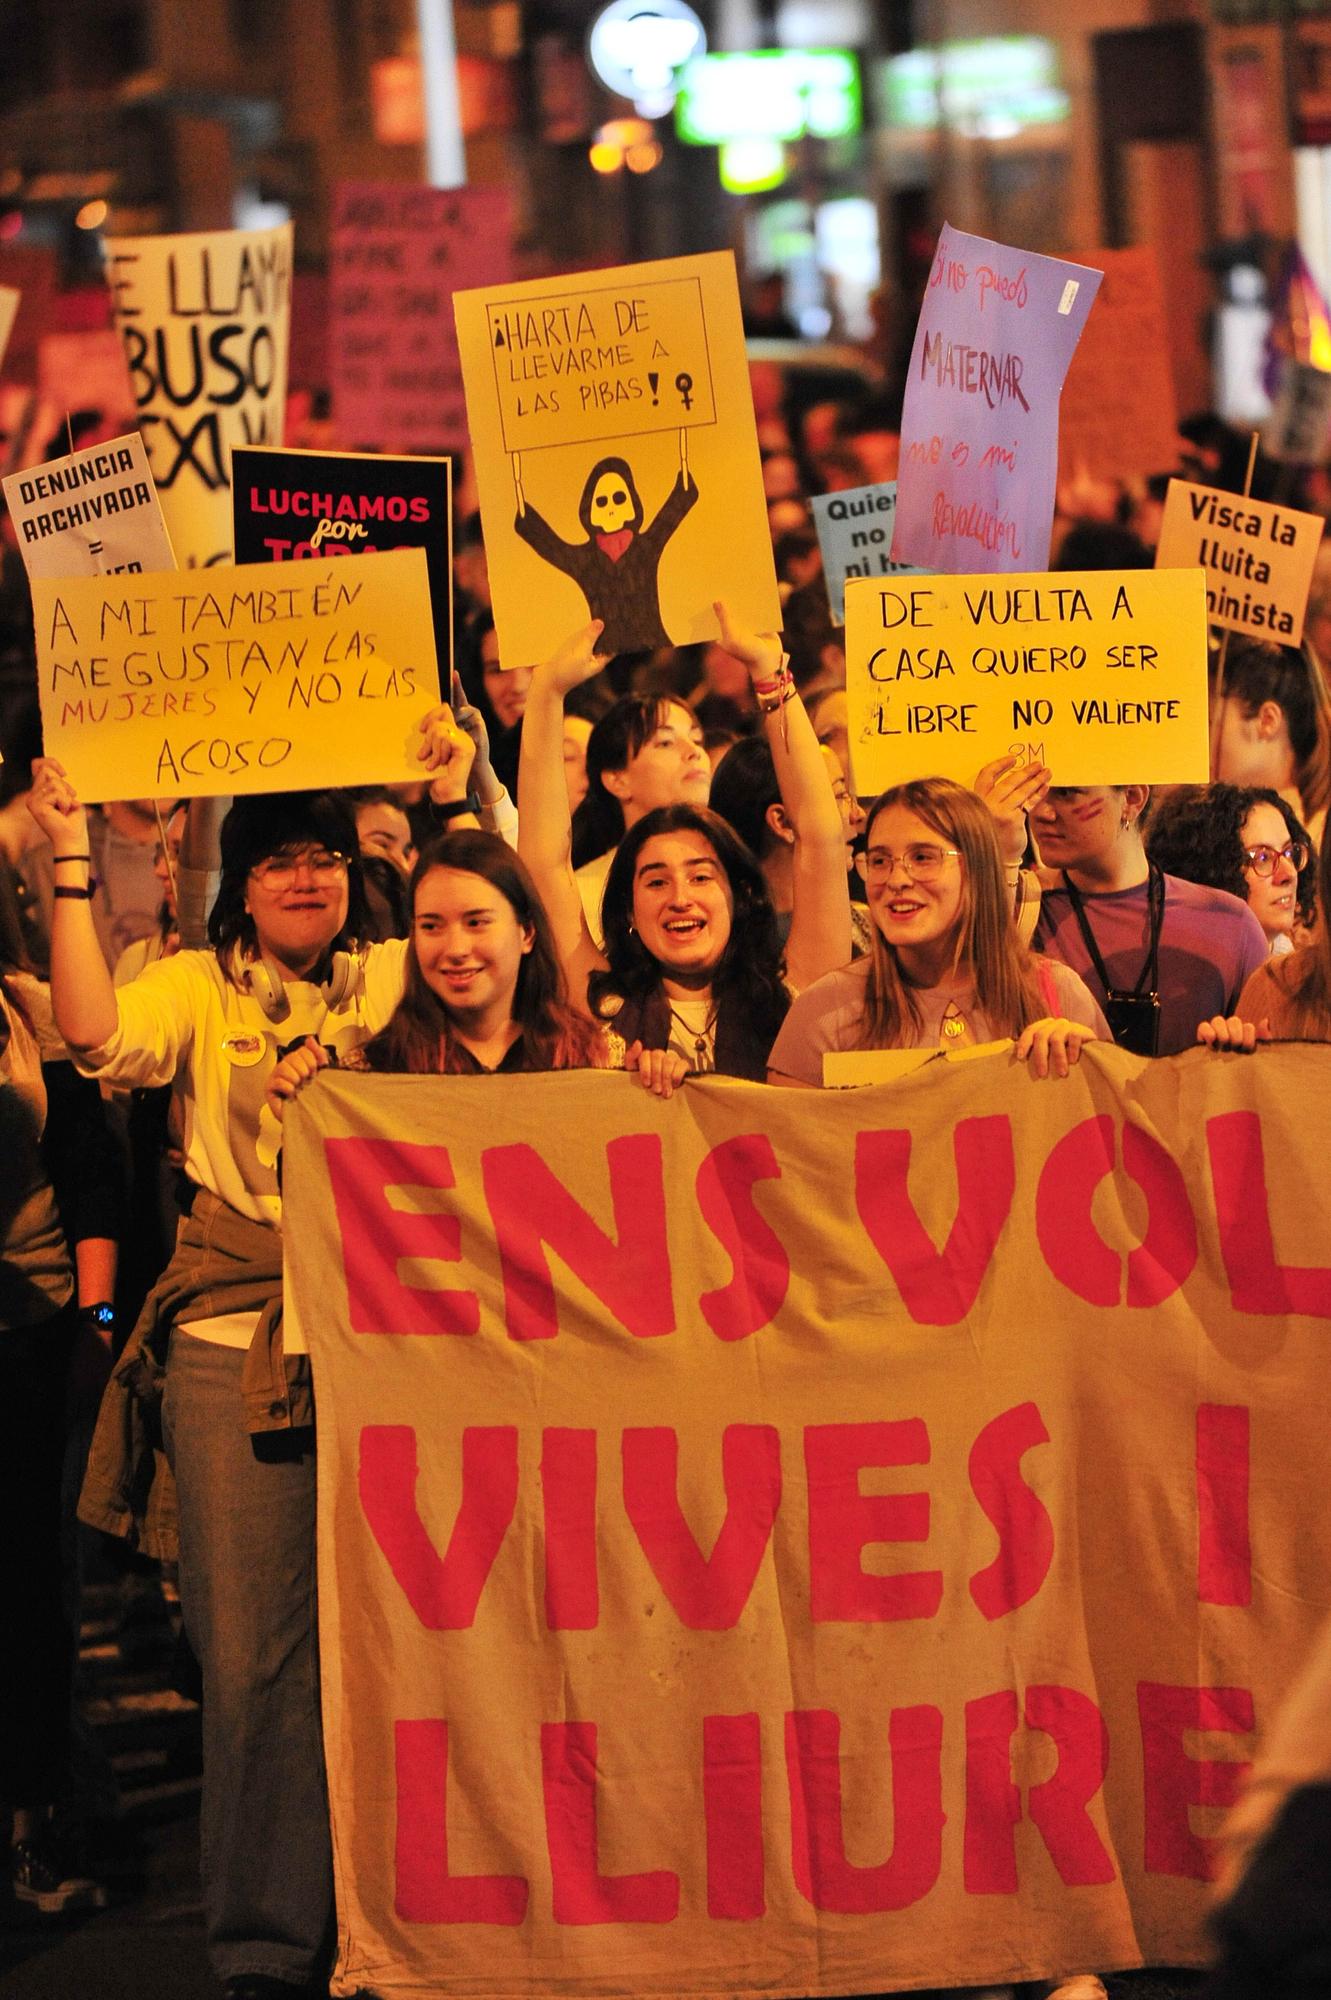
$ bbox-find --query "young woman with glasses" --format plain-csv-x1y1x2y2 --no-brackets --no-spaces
1146,783,1316,958
767,778,1108,1086
25,731,464,2000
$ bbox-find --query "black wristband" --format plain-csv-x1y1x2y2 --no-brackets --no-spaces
432,794,482,823
53,883,96,899
52,853,93,865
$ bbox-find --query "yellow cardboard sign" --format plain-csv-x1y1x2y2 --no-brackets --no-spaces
1155,477,1322,645
105,224,293,571
455,251,779,665
32,546,440,802
846,567,1210,792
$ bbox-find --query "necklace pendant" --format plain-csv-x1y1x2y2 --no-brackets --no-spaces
942,1011,966,1040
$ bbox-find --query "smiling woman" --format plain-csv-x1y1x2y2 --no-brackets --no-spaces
519,606,853,1080
767,779,1108,1087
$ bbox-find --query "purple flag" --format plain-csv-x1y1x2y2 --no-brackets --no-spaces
892,225,1101,574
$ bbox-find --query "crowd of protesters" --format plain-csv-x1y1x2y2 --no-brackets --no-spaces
3,339,1331,2000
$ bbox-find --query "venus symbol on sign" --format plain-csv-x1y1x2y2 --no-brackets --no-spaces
675,372,694,412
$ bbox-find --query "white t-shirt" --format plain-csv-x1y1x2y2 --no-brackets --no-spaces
75,942,409,1349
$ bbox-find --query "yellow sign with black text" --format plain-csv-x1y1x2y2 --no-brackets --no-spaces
1155,477,1323,645
846,568,1210,793
32,546,440,802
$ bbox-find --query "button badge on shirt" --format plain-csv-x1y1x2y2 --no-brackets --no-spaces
221,1030,267,1068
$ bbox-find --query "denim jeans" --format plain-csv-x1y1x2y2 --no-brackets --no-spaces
162,1330,332,1985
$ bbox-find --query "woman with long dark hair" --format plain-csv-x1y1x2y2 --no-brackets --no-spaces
266,830,624,1103
768,778,1108,1085
519,608,852,1081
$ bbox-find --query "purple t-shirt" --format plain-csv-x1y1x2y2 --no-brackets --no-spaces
1034,872,1268,1056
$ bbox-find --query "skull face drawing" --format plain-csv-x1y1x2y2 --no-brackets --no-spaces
588,472,635,536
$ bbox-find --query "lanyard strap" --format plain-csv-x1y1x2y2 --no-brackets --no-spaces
1061,866,1165,998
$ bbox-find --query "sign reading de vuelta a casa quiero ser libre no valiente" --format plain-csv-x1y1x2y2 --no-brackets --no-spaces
845,568,1209,794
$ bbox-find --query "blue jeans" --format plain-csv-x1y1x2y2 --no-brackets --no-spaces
162,1331,332,1986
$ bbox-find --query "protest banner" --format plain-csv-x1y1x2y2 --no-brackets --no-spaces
1057,248,1180,484
330,183,512,457
283,1045,1331,2000
1155,478,1322,645
844,567,1209,792
893,226,1101,575
0,287,17,373
3,431,175,582
105,222,293,570
31,546,439,802
232,446,452,683
36,328,138,426
811,481,924,625
455,250,780,663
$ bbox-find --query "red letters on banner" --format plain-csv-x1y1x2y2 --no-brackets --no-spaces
393,1687,1256,1925
804,1421,943,1622
360,1408,1056,1632
1137,1683,1254,1880
1206,1111,1331,1314
854,1116,1015,1325
324,1107,1331,1337
622,1425,782,1629
964,1686,1114,1892
786,1706,946,1911
482,1135,675,1341
1035,1116,1198,1307
1195,1405,1252,1607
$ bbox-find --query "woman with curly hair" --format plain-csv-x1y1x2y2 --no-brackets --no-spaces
520,606,851,1082
1228,824,1331,1042
767,778,1108,1086
1147,783,1316,956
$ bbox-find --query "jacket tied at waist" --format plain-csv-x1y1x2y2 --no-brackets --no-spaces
78,1186,307,1561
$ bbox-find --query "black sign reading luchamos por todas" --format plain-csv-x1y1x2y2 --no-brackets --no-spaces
231,446,453,683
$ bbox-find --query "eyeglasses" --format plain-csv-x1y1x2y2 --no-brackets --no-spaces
249,849,349,889
855,843,962,883
1242,841,1309,877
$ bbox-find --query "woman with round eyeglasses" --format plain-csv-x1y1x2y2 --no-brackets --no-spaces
1145,783,1315,960
767,777,1108,1087
25,731,467,2000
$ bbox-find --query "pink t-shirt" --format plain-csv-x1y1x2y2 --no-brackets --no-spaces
767,956,1107,1086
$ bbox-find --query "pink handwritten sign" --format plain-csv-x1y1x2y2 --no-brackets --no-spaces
892,225,1101,575
330,182,513,455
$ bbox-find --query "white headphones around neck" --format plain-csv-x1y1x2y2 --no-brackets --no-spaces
241,951,362,1023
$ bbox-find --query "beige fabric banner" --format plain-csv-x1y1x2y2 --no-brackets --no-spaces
282,1045,1331,1998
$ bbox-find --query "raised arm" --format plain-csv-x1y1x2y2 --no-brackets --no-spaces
517,621,610,1004
26,760,118,1052
713,601,851,992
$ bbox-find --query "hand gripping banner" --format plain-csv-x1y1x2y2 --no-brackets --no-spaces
281,1045,1331,1998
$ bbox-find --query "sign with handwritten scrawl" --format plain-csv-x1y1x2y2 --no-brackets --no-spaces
105,223,293,571
456,251,778,662
31,547,439,802
330,183,512,456
845,567,1209,793
893,226,1101,576
1156,478,1323,645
